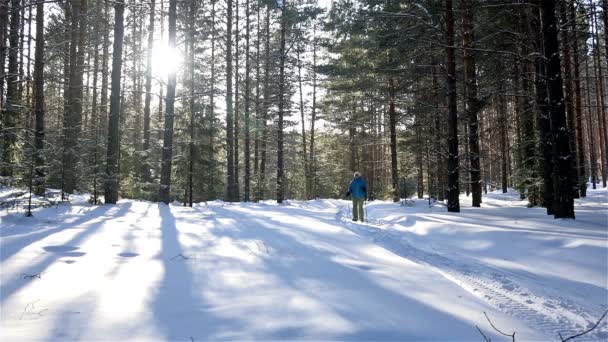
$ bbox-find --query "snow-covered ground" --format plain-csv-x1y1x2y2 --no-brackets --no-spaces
1,187,606,341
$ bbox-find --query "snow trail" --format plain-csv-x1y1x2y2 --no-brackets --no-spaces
335,200,608,341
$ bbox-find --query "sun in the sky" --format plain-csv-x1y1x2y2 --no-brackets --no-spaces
151,45,183,79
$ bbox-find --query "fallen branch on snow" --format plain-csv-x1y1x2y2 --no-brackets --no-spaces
559,310,608,342
476,310,608,342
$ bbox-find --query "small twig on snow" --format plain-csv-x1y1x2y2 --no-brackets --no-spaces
559,310,608,342
21,272,42,279
20,300,46,320
475,325,491,342
170,253,190,260
484,311,516,342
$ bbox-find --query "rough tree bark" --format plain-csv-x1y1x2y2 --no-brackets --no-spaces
461,0,482,206
225,0,238,201
276,0,287,204
33,0,45,195
1,0,21,177
104,0,125,204
540,0,575,218
159,0,177,204
445,0,460,212
142,0,155,183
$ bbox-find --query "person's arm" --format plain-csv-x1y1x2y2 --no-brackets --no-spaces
346,182,352,197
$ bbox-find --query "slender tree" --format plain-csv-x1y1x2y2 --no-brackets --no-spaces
277,0,287,203
244,0,251,201
105,0,125,204
461,0,481,206
33,0,45,196
445,0,460,212
1,0,21,177
142,0,155,183
226,0,238,201
159,0,177,204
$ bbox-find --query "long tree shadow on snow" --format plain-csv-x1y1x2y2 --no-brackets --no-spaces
1,204,126,264
151,204,223,341
0,202,134,304
197,205,489,340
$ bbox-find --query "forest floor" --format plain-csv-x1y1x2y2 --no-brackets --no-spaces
0,186,607,341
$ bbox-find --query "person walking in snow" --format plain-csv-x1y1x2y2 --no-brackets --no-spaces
346,171,368,222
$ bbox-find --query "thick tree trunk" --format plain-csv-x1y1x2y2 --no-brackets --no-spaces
461,0,482,206
540,0,575,218
104,0,125,204
1,0,20,177
91,0,101,204
159,0,177,204
559,1,579,198
445,0,460,212
33,0,45,196
276,0,287,204
225,0,237,201
258,4,270,201
591,4,608,188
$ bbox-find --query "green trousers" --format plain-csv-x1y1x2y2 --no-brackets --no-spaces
352,198,365,221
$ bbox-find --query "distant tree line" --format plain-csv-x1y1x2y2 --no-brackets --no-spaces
0,0,606,219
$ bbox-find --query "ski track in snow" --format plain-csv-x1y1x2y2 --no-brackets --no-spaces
334,204,608,341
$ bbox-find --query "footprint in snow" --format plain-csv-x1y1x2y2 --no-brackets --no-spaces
526,299,534,304
118,252,139,257
543,302,557,309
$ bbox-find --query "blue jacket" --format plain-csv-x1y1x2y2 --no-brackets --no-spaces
347,177,368,199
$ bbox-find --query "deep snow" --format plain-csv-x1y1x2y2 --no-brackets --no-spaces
0,187,606,341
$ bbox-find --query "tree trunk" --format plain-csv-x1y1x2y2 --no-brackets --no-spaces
244,0,251,202
461,0,482,206
388,77,399,202
225,0,237,201
188,0,195,207
297,47,309,200
497,92,508,194
234,0,241,200
208,0,216,199
591,3,608,188
142,0,155,184
33,0,45,196
584,34,598,189
1,0,20,177
416,117,424,199
445,0,460,212
559,1,579,198
0,0,8,110
309,26,318,199
104,0,125,204
540,0,575,218
159,0,177,204
258,4,270,201
90,0,101,204
276,0,287,204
